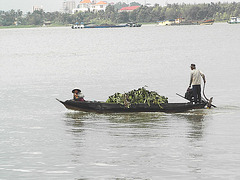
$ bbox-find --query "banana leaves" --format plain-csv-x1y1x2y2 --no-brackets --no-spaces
106,87,168,107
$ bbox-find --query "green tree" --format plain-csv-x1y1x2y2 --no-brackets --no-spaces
165,7,177,19
117,11,129,23
26,10,44,25
129,10,137,22
130,2,141,6
1,9,16,26
114,2,128,10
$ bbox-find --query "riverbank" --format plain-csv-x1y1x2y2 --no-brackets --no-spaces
0,25,41,29
0,24,68,29
0,21,228,29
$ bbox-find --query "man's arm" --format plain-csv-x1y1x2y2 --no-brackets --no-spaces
200,71,206,83
189,73,193,87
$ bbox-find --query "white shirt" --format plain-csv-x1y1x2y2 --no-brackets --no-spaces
190,69,204,85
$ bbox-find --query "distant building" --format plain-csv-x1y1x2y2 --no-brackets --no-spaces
33,5,43,12
74,0,92,12
72,0,108,13
119,6,140,12
90,1,108,12
62,0,76,13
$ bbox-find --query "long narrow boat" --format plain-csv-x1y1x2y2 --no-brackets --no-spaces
71,22,142,29
56,99,207,113
84,24,128,28
71,24,127,29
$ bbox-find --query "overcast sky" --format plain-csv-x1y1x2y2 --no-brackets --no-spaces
0,0,239,12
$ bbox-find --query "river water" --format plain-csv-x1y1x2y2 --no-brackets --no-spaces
0,23,240,179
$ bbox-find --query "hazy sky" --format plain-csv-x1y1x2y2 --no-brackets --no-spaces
0,0,239,12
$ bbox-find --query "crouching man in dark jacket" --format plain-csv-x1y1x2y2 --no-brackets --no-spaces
72,88,85,101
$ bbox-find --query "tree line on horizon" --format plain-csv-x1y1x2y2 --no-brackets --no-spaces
0,2,240,26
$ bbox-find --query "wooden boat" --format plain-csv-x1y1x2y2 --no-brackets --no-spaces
56,99,207,113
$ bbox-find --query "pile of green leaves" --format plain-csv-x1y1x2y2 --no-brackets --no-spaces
106,87,168,106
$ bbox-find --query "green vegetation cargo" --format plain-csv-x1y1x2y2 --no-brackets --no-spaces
106,87,168,106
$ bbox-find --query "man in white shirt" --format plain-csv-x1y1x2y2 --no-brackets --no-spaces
189,64,206,104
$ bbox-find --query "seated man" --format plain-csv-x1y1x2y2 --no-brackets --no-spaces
72,88,85,101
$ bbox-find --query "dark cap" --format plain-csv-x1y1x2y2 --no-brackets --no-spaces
191,64,196,67
72,88,81,93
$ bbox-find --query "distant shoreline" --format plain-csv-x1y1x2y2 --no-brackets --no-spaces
0,24,69,29
0,22,228,29
0,25,41,29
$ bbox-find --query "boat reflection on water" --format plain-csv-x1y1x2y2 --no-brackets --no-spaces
64,110,208,134
64,110,209,169
63,112,171,143
64,112,88,134
65,111,168,125
105,112,167,124
63,110,209,143
63,111,170,143
173,110,209,174
174,109,207,140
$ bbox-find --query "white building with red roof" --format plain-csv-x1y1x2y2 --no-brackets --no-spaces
90,1,108,11
72,0,108,13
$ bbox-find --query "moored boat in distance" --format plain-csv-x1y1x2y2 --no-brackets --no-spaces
157,18,214,26
227,17,240,24
158,19,176,26
71,22,142,29
200,19,215,25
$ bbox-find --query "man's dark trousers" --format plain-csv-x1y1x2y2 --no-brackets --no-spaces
192,85,201,103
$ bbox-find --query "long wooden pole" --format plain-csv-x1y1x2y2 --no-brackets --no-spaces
176,93,216,108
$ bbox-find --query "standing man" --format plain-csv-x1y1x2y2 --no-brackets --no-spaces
189,64,206,104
